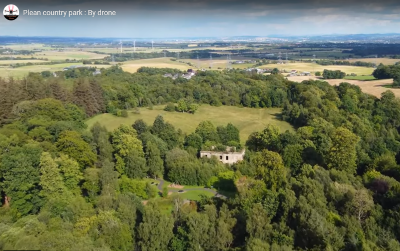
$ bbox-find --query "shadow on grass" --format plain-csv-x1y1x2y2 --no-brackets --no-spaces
380,84,400,89
272,112,284,121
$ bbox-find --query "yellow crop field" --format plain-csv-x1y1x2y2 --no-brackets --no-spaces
261,62,374,75
347,58,400,65
121,58,191,72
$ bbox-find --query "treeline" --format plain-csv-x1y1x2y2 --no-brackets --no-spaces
0,56,42,61
103,51,224,62
0,66,290,121
372,63,400,86
322,69,346,79
317,59,375,67
10,59,81,68
345,44,400,57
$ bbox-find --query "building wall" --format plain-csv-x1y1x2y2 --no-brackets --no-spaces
200,149,245,164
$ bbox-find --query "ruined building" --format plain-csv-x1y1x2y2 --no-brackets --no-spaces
200,147,245,165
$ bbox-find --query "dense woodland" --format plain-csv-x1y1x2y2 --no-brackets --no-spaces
1,66,400,250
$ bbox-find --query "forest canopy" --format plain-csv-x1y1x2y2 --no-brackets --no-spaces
0,66,400,250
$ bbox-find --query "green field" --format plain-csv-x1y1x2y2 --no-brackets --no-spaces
0,63,111,79
261,62,374,75
30,51,107,61
1,43,53,50
171,190,215,200
344,75,376,80
0,59,48,64
86,105,293,143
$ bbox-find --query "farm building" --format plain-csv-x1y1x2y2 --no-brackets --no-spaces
163,69,196,80
200,147,245,165
93,69,101,75
63,65,91,71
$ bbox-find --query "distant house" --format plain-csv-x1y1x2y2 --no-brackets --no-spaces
93,69,101,76
182,73,193,79
291,70,297,73
63,65,90,71
200,147,245,165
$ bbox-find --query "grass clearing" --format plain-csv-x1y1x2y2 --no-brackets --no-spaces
261,62,374,75
171,190,215,201
86,105,293,143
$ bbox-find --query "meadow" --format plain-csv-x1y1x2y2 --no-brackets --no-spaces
287,75,398,98
261,62,374,75
121,58,191,72
0,63,111,79
348,58,400,65
0,59,48,64
29,50,107,61
86,104,293,143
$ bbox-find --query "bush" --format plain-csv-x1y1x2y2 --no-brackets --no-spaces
133,107,140,114
164,103,176,112
121,110,128,117
162,187,168,197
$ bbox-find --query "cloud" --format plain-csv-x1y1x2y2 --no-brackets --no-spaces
3,0,400,37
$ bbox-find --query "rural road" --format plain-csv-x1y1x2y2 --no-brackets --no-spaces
156,178,227,199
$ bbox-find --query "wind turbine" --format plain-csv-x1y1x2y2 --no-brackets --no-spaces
119,40,122,53
133,40,136,52
151,40,154,50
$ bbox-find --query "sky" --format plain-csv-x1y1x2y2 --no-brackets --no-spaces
2,0,400,38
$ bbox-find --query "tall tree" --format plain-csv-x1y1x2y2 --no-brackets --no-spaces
39,152,65,198
56,130,96,168
326,127,359,174
195,121,220,143
146,141,164,178
254,150,287,191
56,154,83,194
138,202,174,251
0,144,43,215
